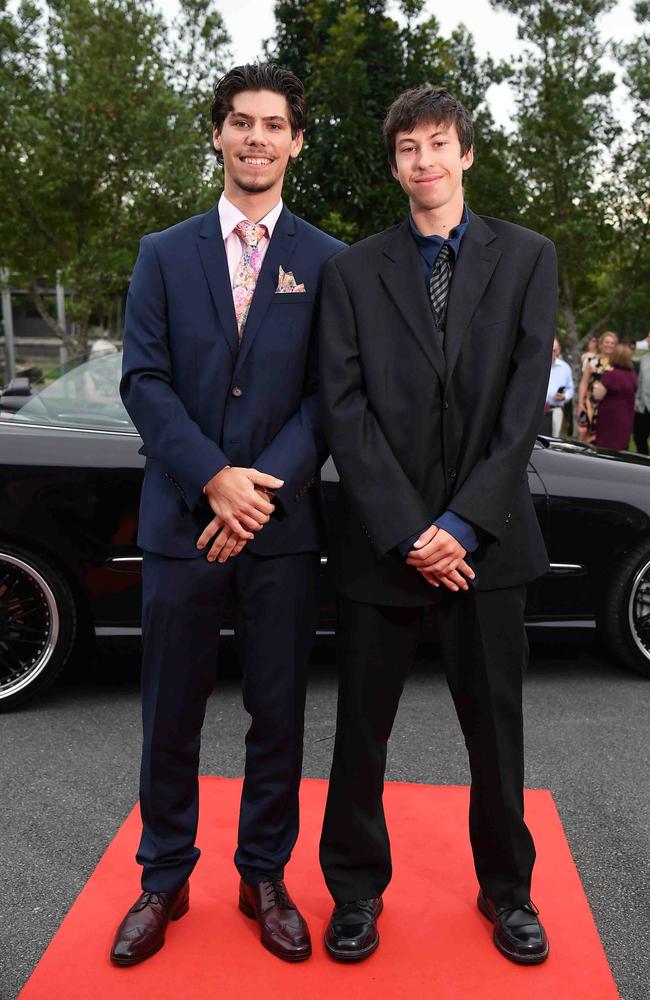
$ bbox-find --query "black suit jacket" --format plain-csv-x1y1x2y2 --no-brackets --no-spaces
318,209,558,605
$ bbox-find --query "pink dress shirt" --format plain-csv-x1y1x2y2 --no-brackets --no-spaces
218,194,284,292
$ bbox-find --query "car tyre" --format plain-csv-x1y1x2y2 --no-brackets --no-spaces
0,545,77,710
600,538,650,679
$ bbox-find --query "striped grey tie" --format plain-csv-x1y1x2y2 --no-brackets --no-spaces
429,242,454,332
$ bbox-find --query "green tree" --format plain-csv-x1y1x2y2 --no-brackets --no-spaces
489,0,621,388
266,0,513,241
0,0,229,353
610,1,650,340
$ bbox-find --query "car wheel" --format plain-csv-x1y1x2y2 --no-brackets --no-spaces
0,545,77,710
600,538,650,678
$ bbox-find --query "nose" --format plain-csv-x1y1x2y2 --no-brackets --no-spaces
415,146,438,172
245,122,267,146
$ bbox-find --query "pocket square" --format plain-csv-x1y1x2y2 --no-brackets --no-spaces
276,265,306,293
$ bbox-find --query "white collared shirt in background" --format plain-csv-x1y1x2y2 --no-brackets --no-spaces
546,356,574,407
218,193,283,289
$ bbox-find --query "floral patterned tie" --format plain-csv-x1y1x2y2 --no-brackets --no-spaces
232,220,267,339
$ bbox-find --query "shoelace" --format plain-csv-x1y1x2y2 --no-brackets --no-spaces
264,881,293,909
132,891,168,911
495,900,540,922
337,898,377,918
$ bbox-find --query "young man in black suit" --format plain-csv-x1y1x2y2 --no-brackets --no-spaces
318,87,557,965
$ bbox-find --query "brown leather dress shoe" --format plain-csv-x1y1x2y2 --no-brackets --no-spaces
239,878,311,961
478,889,549,964
110,883,189,966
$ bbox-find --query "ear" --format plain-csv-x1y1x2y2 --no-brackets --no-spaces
289,129,304,160
461,145,474,172
390,163,399,180
213,127,221,150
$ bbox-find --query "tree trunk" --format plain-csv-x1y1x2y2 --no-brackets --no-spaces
28,281,78,354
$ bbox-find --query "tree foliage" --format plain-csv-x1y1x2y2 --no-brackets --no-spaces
612,1,650,339
265,0,514,241
2,0,649,362
0,0,229,351
490,0,627,379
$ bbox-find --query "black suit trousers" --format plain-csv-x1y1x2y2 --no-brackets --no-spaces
319,586,536,908
137,548,318,892
633,410,650,456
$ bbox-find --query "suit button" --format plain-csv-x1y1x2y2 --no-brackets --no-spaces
231,387,243,398
444,401,449,410
447,467,456,478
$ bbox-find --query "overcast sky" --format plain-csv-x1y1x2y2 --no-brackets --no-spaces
157,0,638,129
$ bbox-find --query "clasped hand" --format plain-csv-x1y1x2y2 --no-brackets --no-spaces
406,525,475,592
197,466,283,563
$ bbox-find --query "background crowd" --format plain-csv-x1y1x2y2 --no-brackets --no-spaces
544,332,650,453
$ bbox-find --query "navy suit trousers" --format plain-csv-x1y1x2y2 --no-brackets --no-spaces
137,548,319,891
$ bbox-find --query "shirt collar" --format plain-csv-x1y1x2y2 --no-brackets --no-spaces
218,193,284,241
409,203,469,259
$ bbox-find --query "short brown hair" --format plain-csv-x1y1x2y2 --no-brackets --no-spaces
211,63,306,163
610,345,634,370
383,86,474,168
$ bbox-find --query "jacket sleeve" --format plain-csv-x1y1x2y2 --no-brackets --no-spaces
252,295,329,517
319,255,431,555
447,239,558,541
120,235,230,510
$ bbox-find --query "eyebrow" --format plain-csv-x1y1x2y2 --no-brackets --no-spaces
228,111,289,124
397,130,448,145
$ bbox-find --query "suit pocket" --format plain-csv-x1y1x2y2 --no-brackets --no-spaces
271,294,315,306
474,313,511,330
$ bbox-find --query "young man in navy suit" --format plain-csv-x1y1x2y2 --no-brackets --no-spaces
111,64,343,965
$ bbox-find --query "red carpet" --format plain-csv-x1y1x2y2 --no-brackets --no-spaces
19,778,619,999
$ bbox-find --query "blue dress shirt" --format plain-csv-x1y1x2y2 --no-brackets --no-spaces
398,205,479,557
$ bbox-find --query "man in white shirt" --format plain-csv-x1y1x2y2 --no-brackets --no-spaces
113,63,344,966
545,339,574,437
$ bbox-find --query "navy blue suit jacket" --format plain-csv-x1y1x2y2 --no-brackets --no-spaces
121,204,344,558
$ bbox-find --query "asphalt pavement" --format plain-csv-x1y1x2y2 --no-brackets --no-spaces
1,634,649,1000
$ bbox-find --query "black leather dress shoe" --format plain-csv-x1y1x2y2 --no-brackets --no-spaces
478,889,549,964
324,897,383,962
110,883,189,966
239,879,312,961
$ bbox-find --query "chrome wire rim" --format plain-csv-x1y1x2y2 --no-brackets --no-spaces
628,556,650,662
0,553,59,699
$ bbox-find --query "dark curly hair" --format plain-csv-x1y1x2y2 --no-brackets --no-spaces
211,63,306,164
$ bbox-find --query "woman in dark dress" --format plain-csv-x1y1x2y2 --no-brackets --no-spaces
594,345,638,450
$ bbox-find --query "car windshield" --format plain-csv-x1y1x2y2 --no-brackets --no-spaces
12,352,135,431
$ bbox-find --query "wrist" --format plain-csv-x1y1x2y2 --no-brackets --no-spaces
203,465,231,494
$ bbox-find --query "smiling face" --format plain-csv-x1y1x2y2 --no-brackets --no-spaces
213,89,303,202
601,335,617,358
391,120,473,219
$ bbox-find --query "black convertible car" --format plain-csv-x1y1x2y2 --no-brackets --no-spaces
1,352,649,711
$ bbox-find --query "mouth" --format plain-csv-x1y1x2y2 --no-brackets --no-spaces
415,174,444,184
240,156,273,168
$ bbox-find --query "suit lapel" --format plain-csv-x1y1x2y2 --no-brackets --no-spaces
234,207,297,376
444,210,501,383
197,205,239,359
378,221,445,382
